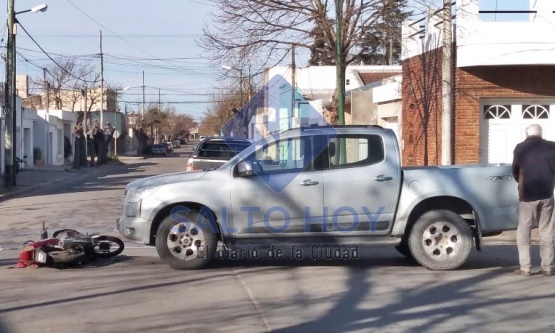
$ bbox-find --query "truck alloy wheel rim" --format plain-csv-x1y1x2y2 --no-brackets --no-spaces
421,221,462,260
166,222,206,261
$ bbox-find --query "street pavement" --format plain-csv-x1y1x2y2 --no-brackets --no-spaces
0,154,143,204
0,145,553,333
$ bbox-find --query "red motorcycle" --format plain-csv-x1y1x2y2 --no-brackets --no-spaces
18,224,124,268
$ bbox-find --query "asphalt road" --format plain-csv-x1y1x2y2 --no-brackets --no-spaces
1,144,555,333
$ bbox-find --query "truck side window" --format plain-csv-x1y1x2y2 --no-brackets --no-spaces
328,135,384,169
251,137,312,173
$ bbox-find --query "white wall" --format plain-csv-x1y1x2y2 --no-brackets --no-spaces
402,0,555,67
20,109,37,169
0,118,4,175
267,65,401,97
36,110,75,166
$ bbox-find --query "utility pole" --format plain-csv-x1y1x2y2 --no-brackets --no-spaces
389,37,393,65
99,30,105,127
291,43,296,127
335,0,345,126
141,71,145,119
43,68,50,166
4,0,16,187
441,0,453,165
158,88,161,143
239,68,244,108
82,87,88,161
335,0,347,164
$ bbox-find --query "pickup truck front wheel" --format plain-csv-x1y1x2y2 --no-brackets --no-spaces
408,210,473,270
155,212,217,270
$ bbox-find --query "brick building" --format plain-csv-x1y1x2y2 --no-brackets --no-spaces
401,0,555,166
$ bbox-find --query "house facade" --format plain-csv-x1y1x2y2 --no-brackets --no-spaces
17,75,129,162
1,90,37,178
230,65,401,142
401,0,555,166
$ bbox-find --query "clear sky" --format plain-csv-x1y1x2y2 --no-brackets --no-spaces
2,0,530,124
1,0,219,123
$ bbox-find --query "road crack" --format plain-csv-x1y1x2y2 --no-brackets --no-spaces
232,268,272,333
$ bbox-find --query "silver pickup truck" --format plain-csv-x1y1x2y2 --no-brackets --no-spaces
118,125,519,270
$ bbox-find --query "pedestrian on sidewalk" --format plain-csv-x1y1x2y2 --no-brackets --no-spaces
512,124,555,277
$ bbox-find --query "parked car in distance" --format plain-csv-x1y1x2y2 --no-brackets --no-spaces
179,138,188,145
151,143,168,157
186,137,253,172
173,140,181,149
199,135,207,141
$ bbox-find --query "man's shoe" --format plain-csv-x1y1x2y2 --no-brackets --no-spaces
541,270,553,276
514,269,532,276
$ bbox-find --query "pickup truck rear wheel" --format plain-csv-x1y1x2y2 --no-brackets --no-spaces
408,210,472,270
155,212,217,270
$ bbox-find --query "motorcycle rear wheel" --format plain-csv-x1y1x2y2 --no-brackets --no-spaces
92,236,125,258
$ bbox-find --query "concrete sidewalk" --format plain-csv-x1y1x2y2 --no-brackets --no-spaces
0,155,143,202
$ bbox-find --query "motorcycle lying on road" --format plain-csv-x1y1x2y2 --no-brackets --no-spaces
18,225,125,268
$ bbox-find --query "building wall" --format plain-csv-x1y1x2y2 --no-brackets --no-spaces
401,48,443,166
455,65,555,163
456,0,555,67
350,90,376,124
36,110,76,166
402,48,555,166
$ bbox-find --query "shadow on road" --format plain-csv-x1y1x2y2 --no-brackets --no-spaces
15,162,157,199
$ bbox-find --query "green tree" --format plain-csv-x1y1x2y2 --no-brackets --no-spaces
355,0,411,65
309,21,334,66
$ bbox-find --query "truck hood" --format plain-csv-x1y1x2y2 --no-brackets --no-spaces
126,171,207,190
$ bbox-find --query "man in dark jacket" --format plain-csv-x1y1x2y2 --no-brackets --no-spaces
512,124,555,276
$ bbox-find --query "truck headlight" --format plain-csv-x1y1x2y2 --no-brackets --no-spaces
126,186,158,203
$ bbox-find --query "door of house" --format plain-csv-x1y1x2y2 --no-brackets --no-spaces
482,102,555,164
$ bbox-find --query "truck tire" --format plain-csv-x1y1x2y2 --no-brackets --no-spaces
394,241,415,261
155,211,217,270
408,210,472,270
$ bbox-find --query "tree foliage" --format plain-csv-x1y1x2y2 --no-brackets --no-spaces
140,104,196,141
199,88,239,136
200,0,411,123
354,0,411,65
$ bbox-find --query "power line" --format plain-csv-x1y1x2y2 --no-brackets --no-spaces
64,0,168,62
17,21,97,84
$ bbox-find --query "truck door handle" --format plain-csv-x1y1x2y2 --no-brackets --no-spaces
374,175,393,182
300,179,319,186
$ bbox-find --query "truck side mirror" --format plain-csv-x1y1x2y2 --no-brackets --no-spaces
237,160,254,177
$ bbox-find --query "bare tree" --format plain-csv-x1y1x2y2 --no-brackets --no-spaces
199,87,244,136
170,113,197,139
200,0,409,123
39,58,99,112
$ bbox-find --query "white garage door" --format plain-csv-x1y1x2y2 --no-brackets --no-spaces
482,103,555,164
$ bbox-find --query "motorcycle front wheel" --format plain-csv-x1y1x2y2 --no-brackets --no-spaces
92,236,125,258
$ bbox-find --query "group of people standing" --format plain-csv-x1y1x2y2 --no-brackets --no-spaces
73,120,116,168
512,124,555,276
